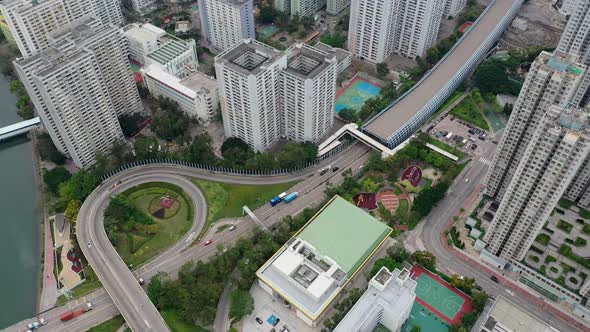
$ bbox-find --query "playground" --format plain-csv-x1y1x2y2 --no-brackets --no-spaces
335,77,382,113
411,265,473,325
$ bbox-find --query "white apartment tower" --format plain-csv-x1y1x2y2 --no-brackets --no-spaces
14,18,141,168
443,0,467,18
484,51,586,201
291,0,326,18
130,0,157,14
485,105,590,261
327,0,350,15
215,39,287,151
0,0,124,57
281,43,337,142
557,0,590,107
275,0,291,15
348,0,444,63
198,0,255,51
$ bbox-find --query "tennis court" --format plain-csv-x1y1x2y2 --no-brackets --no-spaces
415,274,465,319
335,77,381,113
411,265,473,325
401,302,450,332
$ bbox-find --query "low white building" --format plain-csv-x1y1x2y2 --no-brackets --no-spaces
334,267,416,332
478,296,559,332
175,20,191,34
143,65,219,125
124,22,198,78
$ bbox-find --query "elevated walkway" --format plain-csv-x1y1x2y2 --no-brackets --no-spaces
0,117,40,141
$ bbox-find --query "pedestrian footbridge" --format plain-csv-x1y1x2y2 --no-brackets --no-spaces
0,117,40,141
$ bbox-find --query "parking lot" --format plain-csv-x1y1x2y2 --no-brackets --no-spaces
244,284,318,332
428,113,496,157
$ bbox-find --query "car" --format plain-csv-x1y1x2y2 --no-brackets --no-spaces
204,239,213,246
138,277,145,285
319,169,328,176
280,325,289,332
87,242,92,248
229,225,236,231
332,167,339,172
273,318,281,326
490,275,499,283
255,317,263,324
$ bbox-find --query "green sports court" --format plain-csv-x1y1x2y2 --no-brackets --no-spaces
415,274,465,320
401,302,450,332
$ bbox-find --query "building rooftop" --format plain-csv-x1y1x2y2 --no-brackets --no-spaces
284,43,335,80
143,64,216,98
124,23,165,41
334,267,417,332
364,0,516,142
479,296,559,332
216,39,284,75
148,35,193,65
314,42,351,63
257,196,391,320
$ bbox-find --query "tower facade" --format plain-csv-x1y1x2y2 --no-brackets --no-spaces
485,105,590,261
484,51,585,201
198,0,255,51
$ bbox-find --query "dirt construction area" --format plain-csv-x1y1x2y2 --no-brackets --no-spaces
501,0,566,49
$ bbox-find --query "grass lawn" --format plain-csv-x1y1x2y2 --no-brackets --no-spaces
450,96,489,130
190,178,299,233
162,310,209,332
57,265,103,305
397,199,410,221
393,186,403,195
430,90,464,120
116,183,194,267
426,137,466,160
87,315,126,332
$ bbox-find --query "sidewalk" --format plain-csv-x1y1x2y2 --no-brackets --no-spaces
39,218,58,311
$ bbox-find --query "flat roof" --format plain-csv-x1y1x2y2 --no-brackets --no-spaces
215,39,284,75
364,0,515,141
257,196,392,320
148,36,192,65
298,196,391,275
480,296,559,332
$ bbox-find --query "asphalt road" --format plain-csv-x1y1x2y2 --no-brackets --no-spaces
405,139,586,332
4,143,371,332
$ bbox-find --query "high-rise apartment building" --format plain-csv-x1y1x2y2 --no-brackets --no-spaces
130,0,157,14
348,0,444,63
0,0,123,57
14,18,141,168
281,43,337,142
291,0,325,18
215,39,287,151
327,0,350,15
198,0,255,51
557,0,590,107
443,0,467,18
275,0,291,15
485,105,590,261
484,51,586,201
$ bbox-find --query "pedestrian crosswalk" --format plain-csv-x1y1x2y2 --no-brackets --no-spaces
479,158,493,166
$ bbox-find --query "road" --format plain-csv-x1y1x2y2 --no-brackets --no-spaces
4,143,371,332
405,138,587,332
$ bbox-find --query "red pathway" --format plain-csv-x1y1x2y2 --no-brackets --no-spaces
411,265,473,325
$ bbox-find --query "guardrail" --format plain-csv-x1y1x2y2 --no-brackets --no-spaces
101,140,354,182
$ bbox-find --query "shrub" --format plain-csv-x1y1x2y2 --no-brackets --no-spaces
535,233,550,246
558,199,574,209
557,220,573,233
574,237,587,247
529,255,539,263
544,255,556,264
569,276,579,285
549,266,559,274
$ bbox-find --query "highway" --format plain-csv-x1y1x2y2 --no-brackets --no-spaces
4,143,371,332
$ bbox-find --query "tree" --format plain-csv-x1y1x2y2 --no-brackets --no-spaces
362,178,378,193
36,132,67,165
185,134,217,165
503,103,513,115
151,97,189,142
376,62,389,78
413,250,436,270
320,33,346,48
259,4,276,24
118,112,148,137
411,326,422,332
133,135,160,160
471,291,489,312
229,289,254,320
338,108,357,122
43,167,71,194
277,143,306,169
65,199,82,222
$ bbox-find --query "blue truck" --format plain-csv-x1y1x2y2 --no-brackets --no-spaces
283,192,299,203
270,192,288,207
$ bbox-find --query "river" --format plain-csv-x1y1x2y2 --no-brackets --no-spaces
0,75,40,329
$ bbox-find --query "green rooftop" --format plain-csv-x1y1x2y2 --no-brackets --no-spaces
297,196,391,275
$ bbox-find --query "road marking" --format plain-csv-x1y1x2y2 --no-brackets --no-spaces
479,158,492,166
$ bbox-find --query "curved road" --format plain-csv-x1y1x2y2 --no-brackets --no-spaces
77,173,208,332
4,143,372,332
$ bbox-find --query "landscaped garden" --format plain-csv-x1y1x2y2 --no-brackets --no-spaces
105,182,194,267
449,91,489,130
557,219,574,233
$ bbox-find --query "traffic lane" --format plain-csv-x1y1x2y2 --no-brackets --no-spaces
7,144,370,332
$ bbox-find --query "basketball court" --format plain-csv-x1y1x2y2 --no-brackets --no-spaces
335,77,382,113
411,265,473,325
